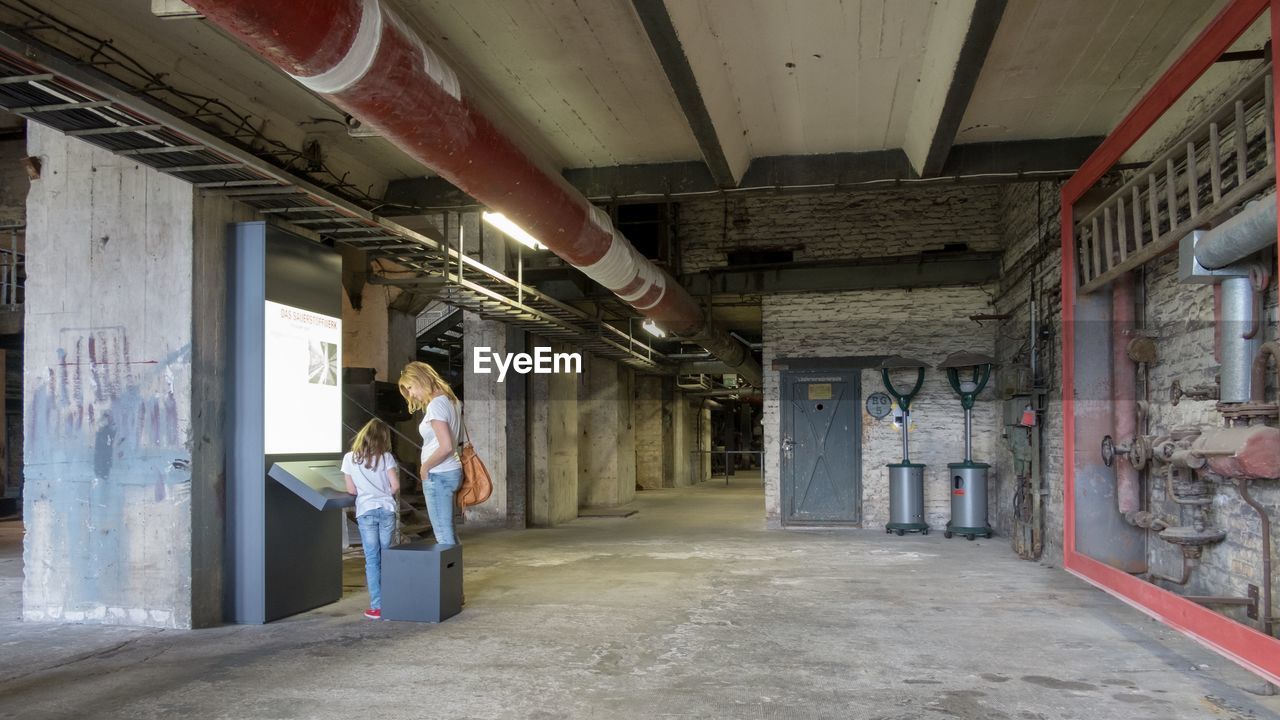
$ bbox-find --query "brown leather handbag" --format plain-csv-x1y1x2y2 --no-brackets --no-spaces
456,418,493,509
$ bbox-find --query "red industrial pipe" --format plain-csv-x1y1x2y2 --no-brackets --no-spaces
185,0,760,384
1112,273,1141,515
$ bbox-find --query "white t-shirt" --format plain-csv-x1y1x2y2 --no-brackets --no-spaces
341,451,398,518
420,395,462,473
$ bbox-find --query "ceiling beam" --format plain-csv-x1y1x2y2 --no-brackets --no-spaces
631,0,748,188
680,252,1002,297
903,0,1009,178
384,137,1100,208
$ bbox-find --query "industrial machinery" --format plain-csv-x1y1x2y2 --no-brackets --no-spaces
939,351,995,541
881,356,929,536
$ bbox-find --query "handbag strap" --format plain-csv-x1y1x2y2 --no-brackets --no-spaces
459,399,471,446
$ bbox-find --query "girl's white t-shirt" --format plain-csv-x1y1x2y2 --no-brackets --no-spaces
420,395,462,473
340,451,398,518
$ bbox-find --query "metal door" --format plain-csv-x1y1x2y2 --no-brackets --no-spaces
781,370,861,525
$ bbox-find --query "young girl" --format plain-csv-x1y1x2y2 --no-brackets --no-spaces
342,418,400,620
398,361,462,546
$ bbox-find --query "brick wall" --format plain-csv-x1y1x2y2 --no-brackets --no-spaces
676,185,1003,273
762,287,1000,529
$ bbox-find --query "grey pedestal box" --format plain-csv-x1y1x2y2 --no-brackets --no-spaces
381,541,463,623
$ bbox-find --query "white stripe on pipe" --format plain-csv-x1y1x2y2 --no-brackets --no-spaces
384,5,461,100
291,0,383,94
578,234,639,290
588,204,614,236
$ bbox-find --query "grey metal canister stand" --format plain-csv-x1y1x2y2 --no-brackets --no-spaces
939,351,995,540
882,356,929,536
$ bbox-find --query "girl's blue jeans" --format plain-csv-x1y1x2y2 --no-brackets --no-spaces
356,508,395,609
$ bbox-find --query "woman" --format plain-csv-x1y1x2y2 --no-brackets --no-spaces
398,362,463,546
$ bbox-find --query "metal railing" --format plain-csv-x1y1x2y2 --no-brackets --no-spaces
1075,63,1275,294
689,449,765,486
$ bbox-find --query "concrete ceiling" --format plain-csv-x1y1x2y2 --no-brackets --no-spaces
381,0,1254,207
957,0,1231,145
670,0,936,158
7,1,1263,203
390,0,700,169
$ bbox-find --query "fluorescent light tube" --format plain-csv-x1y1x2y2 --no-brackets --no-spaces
482,211,544,250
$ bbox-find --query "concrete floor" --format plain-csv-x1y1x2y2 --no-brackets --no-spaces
1,476,1278,720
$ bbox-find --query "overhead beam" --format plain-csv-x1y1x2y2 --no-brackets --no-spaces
903,0,1009,177
630,0,748,188
385,138,1101,208
939,137,1104,176
680,252,1002,297
632,0,747,188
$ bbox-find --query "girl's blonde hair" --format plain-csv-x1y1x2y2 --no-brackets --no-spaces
399,361,457,413
351,418,393,470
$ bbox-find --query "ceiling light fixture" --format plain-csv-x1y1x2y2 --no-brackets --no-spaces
642,319,666,338
482,211,544,250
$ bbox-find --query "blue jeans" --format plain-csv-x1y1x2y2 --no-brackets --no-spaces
425,468,464,546
357,508,395,609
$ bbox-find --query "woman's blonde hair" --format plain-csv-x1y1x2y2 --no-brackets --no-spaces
351,418,393,469
399,361,457,413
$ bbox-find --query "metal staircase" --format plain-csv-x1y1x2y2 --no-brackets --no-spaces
416,301,464,361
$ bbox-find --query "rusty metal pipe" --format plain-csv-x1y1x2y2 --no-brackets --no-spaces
1236,478,1274,637
1149,555,1194,585
1112,273,1141,515
183,0,762,385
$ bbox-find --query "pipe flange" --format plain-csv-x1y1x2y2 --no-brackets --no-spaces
1218,401,1280,422
1130,435,1152,471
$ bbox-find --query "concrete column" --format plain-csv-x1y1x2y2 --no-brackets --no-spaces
659,378,676,488
23,124,236,628
700,403,713,481
341,281,392,379
634,374,663,490
577,355,636,508
526,337,578,526
617,366,636,498
459,211,526,527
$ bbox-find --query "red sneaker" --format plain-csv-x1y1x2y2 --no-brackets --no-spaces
363,608,382,620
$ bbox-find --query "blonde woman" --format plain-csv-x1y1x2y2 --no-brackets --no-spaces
399,362,463,545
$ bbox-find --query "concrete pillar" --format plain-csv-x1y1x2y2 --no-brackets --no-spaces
634,374,663,490
617,366,636,497
341,280,392,379
659,378,676,488
339,252,418,384
526,338,578,526
700,402,713,481
22,124,239,628
459,211,526,527
577,355,636,508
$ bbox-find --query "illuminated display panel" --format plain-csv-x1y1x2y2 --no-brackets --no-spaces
263,300,342,454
